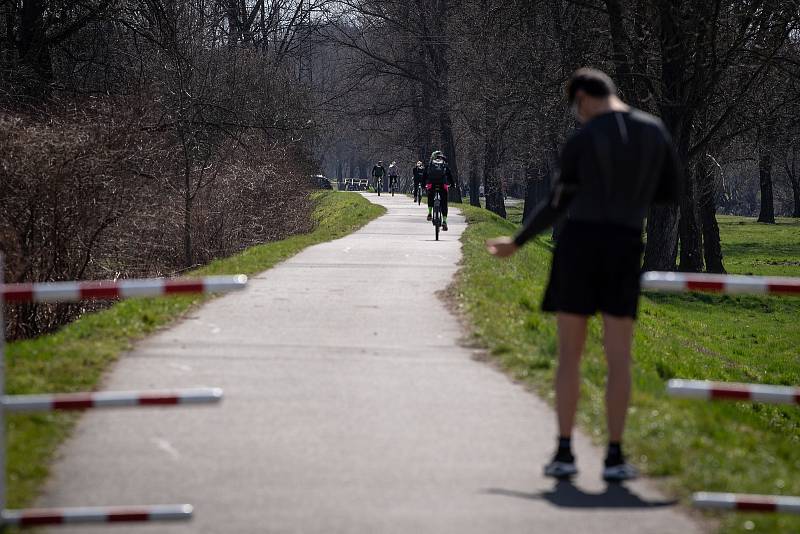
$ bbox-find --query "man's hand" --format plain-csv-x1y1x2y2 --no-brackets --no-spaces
486,236,518,258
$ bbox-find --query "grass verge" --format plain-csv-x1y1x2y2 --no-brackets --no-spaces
455,206,800,534
5,191,384,509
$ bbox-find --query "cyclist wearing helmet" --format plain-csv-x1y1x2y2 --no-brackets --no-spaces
423,150,455,231
412,160,425,200
372,161,387,191
388,161,399,193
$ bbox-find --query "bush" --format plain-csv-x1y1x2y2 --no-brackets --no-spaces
0,99,315,339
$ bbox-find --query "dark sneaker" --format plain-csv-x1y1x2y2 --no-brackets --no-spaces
544,460,578,479
602,463,638,482
427,214,432,221
442,222,448,231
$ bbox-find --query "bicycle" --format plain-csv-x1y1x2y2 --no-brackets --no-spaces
432,187,442,241
414,183,423,205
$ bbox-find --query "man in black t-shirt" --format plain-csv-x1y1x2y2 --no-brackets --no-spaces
487,68,681,482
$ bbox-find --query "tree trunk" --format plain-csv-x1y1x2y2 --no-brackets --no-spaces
184,193,193,268
423,0,461,204
482,104,506,217
789,150,800,218
693,157,725,272
415,76,433,162
678,169,704,272
18,0,53,95
644,0,688,271
605,0,639,107
523,168,542,222
757,124,776,223
643,206,679,271
439,107,462,203
468,142,480,207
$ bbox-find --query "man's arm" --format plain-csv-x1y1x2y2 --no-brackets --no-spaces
512,137,581,247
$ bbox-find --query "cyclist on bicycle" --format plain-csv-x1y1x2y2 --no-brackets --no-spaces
372,160,387,192
423,150,454,231
388,161,399,192
412,160,425,201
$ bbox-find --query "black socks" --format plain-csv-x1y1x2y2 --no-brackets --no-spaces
555,437,625,466
554,436,574,463
605,441,625,467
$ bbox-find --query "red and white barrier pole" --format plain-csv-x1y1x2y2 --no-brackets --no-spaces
642,271,800,296
3,387,223,413
1,275,248,303
0,260,234,523
693,492,800,514
0,255,6,512
668,379,800,405
1,504,193,526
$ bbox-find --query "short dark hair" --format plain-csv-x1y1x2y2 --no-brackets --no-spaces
566,68,617,103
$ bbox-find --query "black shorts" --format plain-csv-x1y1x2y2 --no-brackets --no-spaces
542,221,644,319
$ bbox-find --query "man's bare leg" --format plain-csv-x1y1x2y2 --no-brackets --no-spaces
601,314,634,442
556,313,589,437
544,313,590,477
600,314,638,480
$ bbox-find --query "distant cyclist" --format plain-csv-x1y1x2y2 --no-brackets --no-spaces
423,150,454,231
388,161,399,193
372,161,386,192
412,160,425,201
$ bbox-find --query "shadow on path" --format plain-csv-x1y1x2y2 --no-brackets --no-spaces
485,480,677,509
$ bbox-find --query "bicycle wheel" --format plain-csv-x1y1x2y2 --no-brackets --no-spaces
434,195,441,241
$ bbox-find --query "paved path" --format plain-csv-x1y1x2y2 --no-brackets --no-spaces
38,193,703,533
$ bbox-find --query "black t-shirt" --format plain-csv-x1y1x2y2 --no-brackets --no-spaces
412,166,425,183
514,108,681,247
372,165,386,178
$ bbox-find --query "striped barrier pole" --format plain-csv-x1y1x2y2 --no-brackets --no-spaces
1,504,193,526
0,256,5,513
693,492,800,514
667,379,800,405
3,388,223,413
0,275,248,303
641,271,800,296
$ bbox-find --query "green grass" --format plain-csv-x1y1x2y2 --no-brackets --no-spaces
455,206,800,534
5,191,384,509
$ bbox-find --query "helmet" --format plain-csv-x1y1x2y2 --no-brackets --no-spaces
378,160,383,165
430,150,444,160
416,160,423,167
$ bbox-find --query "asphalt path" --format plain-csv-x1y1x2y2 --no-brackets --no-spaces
37,193,703,533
